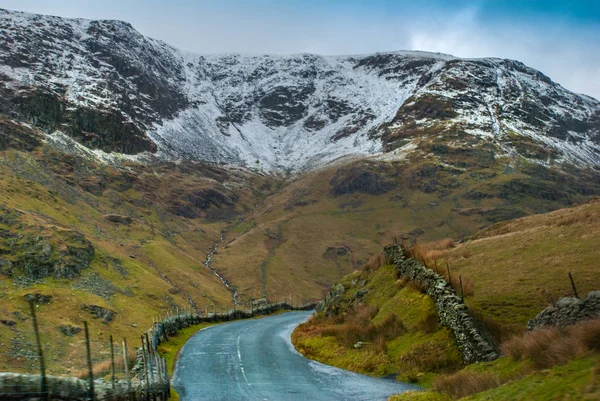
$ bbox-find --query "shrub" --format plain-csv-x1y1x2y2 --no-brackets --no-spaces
398,341,462,378
361,254,383,273
320,304,379,347
434,370,501,399
501,319,600,370
405,238,455,262
419,310,439,334
377,314,407,340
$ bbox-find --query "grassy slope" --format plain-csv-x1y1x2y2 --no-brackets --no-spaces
442,198,600,338
214,139,600,305
294,200,600,400
292,265,463,387
0,145,270,374
392,355,600,401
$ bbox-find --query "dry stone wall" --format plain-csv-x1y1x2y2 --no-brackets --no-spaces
527,291,600,331
384,243,500,364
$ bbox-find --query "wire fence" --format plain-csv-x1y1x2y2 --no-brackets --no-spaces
0,301,169,401
0,299,317,400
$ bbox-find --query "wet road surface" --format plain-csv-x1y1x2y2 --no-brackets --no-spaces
173,311,419,400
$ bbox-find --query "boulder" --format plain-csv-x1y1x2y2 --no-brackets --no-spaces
23,293,53,305
103,214,133,225
59,324,82,336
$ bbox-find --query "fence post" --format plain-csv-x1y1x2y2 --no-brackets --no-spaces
29,300,49,401
140,336,150,401
83,321,95,401
109,335,116,392
568,272,579,299
459,275,464,302
164,356,171,398
122,338,131,397
145,333,158,401
446,263,452,287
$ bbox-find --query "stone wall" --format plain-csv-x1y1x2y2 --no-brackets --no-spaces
384,243,500,364
0,372,147,401
527,291,600,331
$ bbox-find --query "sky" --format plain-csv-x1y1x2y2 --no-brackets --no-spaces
1,0,599,99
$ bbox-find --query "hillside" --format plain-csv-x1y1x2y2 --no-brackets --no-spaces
212,147,600,303
293,200,600,399
0,120,274,375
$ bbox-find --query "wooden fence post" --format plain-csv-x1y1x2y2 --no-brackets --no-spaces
122,338,131,397
83,321,95,401
140,336,151,401
109,335,116,391
144,333,157,401
29,300,49,401
446,263,452,287
568,272,579,299
459,275,464,302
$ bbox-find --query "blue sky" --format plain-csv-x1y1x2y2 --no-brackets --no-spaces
1,0,599,99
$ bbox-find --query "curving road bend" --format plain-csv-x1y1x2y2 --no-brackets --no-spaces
173,311,419,400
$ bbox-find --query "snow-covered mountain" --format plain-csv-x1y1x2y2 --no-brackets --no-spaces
1,8,599,172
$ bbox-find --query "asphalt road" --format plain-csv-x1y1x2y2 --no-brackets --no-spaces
173,311,419,401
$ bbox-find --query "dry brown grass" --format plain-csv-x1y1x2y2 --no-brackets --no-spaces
74,358,129,380
407,281,425,294
434,370,501,399
377,314,408,340
404,238,455,262
398,340,464,380
418,310,439,334
361,254,384,273
403,238,476,298
501,319,600,370
319,304,379,347
314,304,407,349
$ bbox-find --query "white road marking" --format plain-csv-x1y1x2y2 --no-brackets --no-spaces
237,333,251,386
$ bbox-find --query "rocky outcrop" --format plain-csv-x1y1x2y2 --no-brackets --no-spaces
316,283,346,314
81,304,116,324
329,162,397,197
103,214,133,225
384,243,500,364
23,293,52,305
59,324,82,337
527,291,600,331
0,205,95,280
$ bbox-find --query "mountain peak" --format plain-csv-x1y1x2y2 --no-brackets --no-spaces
0,7,598,172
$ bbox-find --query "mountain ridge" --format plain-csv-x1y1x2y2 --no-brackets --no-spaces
1,7,599,173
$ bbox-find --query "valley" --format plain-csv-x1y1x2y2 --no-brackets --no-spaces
0,6,599,400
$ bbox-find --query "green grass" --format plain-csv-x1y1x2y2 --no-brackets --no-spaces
465,355,600,401
389,391,452,401
292,265,463,387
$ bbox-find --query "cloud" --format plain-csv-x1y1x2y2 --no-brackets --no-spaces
1,0,599,99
